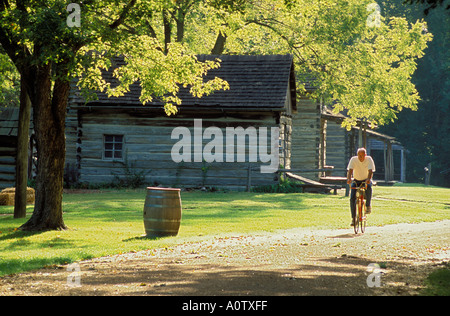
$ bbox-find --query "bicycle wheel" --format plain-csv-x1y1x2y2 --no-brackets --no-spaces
353,217,359,234
354,201,360,234
360,203,366,234
355,197,363,234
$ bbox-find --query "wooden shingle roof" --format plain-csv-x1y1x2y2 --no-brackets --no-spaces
70,54,296,112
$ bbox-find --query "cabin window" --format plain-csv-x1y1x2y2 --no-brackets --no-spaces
103,135,124,160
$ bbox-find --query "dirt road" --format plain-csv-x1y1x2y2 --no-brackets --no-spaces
1,220,449,296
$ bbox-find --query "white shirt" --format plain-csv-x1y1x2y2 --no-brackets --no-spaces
347,156,376,181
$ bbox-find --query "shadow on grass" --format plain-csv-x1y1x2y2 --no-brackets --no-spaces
329,233,362,239
0,255,90,276
122,235,167,242
0,228,45,243
61,191,324,223
3,235,78,250
421,263,450,296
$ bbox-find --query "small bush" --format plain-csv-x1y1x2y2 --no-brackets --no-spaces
252,178,305,193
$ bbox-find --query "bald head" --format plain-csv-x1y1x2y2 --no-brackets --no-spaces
357,148,367,162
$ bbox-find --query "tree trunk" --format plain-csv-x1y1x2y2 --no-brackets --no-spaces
14,77,32,218
163,9,172,55
211,30,227,55
20,63,69,231
175,9,185,43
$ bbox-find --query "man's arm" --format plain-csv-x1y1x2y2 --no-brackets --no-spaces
347,169,353,184
366,170,373,184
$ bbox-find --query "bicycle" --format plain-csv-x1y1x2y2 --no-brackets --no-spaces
351,181,368,234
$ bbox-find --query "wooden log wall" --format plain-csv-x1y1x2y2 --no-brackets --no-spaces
279,115,292,169
323,119,348,177
290,96,321,180
0,136,16,189
65,106,79,168
71,109,283,191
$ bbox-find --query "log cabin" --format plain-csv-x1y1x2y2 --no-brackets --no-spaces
66,55,298,191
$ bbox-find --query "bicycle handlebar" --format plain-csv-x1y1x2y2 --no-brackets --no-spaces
350,181,368,189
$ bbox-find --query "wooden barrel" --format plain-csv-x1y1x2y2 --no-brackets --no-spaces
143,187,182,237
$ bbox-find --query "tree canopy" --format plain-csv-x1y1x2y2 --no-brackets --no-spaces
1,0,432,124
379,0,449,186
103,0,432,129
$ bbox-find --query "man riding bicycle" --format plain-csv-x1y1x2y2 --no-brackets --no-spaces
346,148,375,226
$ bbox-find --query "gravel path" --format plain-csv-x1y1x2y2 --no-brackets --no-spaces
1,220,449,296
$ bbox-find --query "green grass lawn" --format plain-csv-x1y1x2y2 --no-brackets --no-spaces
421,263,450,296
0,184,449,276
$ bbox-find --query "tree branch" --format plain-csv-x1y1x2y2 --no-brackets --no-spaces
0,0,10,10
245,19,293,47
109,0,137,29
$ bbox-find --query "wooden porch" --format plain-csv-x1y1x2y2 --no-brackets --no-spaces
321,109,407,184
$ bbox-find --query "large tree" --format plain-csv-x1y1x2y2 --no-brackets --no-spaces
0,0,432,230
0,0,228,230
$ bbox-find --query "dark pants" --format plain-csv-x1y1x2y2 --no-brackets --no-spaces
350,180,372,218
